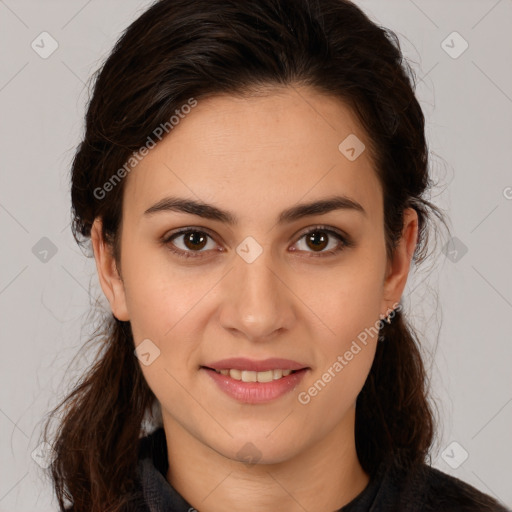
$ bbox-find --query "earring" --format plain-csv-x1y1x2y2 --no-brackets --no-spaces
381,308,394,325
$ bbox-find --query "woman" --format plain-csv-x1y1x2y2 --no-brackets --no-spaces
41,0,510,511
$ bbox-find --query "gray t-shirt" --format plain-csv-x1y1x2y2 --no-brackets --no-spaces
130,427,510,512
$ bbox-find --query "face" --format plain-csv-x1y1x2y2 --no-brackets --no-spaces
92,85,417,465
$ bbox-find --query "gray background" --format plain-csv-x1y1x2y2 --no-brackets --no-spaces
1,0,511,510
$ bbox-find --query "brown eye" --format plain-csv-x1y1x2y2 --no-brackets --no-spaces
163,229,217,259
182,231,208,251
304,231,329,252
292,226,353,257
162,225,353,260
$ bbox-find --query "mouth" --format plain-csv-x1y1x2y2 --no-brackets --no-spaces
200,366,302,382
200,365,309,404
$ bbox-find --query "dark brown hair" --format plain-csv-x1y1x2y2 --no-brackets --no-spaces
41,0,450,510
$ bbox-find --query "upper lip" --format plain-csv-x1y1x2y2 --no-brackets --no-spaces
203,357,309,372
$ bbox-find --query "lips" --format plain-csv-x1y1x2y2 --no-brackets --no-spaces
202,366,309,403
200,357,310,403
202,357,309,372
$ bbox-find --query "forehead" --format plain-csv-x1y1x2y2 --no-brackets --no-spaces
122,86,383,227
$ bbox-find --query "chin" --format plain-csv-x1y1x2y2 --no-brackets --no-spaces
216,436,302,466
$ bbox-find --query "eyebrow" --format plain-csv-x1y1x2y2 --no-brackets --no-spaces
143,194,367,224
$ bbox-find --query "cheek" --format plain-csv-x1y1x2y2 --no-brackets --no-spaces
125,260,207,423
296,306,379,425
120,240,199,339
294,253,384,402
298,257,385,340
121,246,218,392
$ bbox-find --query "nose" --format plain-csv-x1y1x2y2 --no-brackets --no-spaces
218,246,296,343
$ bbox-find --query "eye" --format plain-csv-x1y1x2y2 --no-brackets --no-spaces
162,228,219,259
291,225,353,257
162,225,353,260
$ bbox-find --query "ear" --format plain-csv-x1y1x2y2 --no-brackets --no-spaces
90,218,130,321
381,207,418,313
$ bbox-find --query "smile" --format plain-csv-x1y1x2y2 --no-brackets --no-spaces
209,368,296,382
201,367,308,404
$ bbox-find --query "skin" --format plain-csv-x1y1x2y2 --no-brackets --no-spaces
91,85,418,512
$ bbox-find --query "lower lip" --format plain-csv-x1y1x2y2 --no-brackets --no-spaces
202,367,308,404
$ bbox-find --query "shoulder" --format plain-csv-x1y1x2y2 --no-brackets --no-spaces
391,462,510,512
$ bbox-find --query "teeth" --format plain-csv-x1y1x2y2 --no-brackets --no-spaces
255,370,273,382
213,368,294,382
229,369,241,380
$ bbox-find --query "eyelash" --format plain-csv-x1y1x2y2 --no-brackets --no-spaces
161,225,354,260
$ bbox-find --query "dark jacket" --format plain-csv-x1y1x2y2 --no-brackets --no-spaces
129,427,511,512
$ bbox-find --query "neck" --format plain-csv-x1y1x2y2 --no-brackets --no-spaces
164,407,370,512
